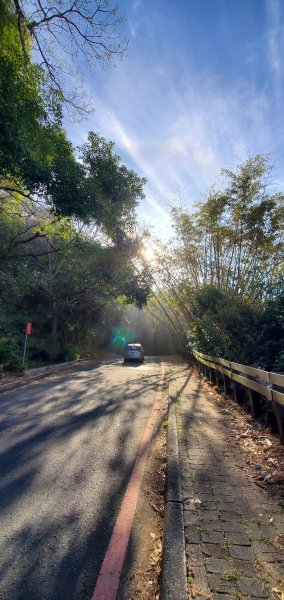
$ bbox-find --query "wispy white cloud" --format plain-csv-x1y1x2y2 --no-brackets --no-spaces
65,2,284,239
265,0,284,99
128,0,141,37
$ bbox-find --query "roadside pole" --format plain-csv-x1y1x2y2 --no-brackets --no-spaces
23,321,32,365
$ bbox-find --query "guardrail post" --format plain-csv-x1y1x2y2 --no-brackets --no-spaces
222,374,230,397
215,369,223,389
247,389,262,420
233,382,245,404
271,400,284,444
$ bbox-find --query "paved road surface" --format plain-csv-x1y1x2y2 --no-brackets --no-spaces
0,357,162,600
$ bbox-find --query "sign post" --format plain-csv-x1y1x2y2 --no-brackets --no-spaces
23,321,32,366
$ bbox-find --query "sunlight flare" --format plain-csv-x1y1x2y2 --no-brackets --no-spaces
142,246,156,262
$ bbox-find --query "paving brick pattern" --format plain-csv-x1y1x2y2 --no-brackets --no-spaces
170,364,284,600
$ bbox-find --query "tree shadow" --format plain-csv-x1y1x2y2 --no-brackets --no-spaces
169,363,277,597
121,361,144,367
0,357,165,600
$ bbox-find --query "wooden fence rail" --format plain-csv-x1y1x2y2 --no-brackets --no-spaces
193,350,284,443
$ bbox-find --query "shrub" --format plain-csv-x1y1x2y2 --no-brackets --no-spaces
0,337,23,370
187,286,260,364
65,347,80,361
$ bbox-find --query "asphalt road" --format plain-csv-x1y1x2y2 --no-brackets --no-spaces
0,357,162,600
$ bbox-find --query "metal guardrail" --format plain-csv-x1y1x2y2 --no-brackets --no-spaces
193,350,284,443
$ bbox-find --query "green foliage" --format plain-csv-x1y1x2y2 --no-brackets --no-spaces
171,155,284,301
187,283,284,371
257,288,284,371
224,570,241,582
187,286,261,364
0,337,22,370
78,132,146,233
0,196,150,369
0,1,150,372
0,5,143,238
65,347,80,361
0,5,63,186
150,155,284,370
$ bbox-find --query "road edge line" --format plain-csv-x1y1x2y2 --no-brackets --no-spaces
91,362,165,600
160,379,188,600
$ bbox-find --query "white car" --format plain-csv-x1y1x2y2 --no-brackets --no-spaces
124,343,144,363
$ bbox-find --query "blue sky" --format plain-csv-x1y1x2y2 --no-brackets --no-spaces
65,0,284,239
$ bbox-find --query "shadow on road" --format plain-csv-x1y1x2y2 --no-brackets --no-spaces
0,357,165,600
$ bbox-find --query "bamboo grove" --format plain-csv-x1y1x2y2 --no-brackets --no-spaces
147,156,284,370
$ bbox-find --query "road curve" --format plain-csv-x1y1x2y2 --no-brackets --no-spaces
0,357,163,600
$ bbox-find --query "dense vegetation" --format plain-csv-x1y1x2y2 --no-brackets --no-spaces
1,1,283,372
0,0,150,370
149,156,284,371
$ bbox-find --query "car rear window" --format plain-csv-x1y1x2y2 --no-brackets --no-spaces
126,344,141,350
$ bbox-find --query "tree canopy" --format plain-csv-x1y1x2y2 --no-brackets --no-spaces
0,0,151,370
0,1,145,236
147,155,284,371
2,0,283,371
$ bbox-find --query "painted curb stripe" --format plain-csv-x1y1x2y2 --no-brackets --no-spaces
91,364,165,600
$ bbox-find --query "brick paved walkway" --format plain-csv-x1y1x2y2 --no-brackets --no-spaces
170,363,284,600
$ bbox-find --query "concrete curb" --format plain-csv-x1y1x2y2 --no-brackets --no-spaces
160,389,187,600
24,360,79,377
0,359,84,394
